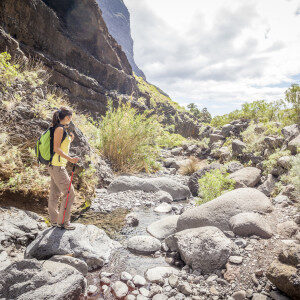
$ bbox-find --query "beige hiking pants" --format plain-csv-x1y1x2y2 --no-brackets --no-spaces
47,165,75,225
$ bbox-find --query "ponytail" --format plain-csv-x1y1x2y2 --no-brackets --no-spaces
52,106,73,127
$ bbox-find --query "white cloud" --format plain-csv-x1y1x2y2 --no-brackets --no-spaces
124,0,300,116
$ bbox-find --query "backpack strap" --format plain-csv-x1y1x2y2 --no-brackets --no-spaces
49,124,68,165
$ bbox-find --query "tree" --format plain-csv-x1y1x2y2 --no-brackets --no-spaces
285,84,300,123
187,103,212,123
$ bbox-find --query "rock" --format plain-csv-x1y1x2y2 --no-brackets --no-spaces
232,139,246,155
269,291,291,300
229,212,273,238
112,281,129,299
278,244,300,266
132,275,146,286
168,274,179,288
0,259,86,299
273,195,290,204
171,147,183,155
25,224,121,270
177,188,273,232
147,215,179,240
228,167,261,188
178,282,193,295
232,290,246,300
145,266,179,284
173,226,233,273
288,134,300,155
258,174,276,197
87,285,97,294
187,163,222,196
267,259,300,300
277,221,299,238
252,293,268,300
226,162,244,173
164,158,176,168
121,271,133,281
221,124,234,137
0,207,47,246
155,190,174,203
49,255,88,276
209,133,225,144
282,124,300,142
139,287,150,297
108,176,190,200
127,235,161,254
154,203,173,213
125,213,139,227
228,256,243,264
277,156,292,169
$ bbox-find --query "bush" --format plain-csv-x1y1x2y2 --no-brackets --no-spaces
262,149,291,175
98,98,163,173
196,168,236,204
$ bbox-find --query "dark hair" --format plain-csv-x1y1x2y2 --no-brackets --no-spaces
52,106,73,127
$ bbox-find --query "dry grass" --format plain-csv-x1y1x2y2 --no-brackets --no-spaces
178,156,208,175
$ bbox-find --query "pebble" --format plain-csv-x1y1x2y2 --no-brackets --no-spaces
133,275,146,286
121,271,132,281
87,285,97,294
229,256,243,264
232,290,246,300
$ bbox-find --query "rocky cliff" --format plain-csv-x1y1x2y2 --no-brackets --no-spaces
96,0,146,80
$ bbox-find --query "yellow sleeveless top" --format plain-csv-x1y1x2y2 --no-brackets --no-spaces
51,134,71,167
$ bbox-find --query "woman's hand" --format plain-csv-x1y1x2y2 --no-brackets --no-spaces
69,132,75,142
69,156,80,164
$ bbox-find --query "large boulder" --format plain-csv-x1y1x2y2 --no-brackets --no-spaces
173,226,233,273
228,167,261,188
232,139,246,155
147,215,179,240
0,207,47,246
282,124,300,142
229,212,273,238
177,188,273,232
0,259,86,300
288,134,300,155
25,224,121,270
127,235,161,254
107,176,190,200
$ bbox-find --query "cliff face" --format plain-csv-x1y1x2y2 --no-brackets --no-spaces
0,0,140,116
96,0,146,80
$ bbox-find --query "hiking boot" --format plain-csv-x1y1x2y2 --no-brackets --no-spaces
50,222,58,227
61,223,76,230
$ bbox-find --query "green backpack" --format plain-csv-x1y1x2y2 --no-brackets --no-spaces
35,124,67,165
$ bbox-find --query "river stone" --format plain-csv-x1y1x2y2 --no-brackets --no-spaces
173,226,233,272
49,255,88,276
25,224,121,270
127,235,161,254
147,215,179,240
112,280,129,299
177,188,273,232
145,266,179,284
154,202,172,213
228,167,261,188
107,176,190,200
0,259,86,299
0,206,47,246
229,212,273,239
155,190,174,203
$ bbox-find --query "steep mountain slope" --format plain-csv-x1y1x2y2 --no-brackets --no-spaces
96,0,146,80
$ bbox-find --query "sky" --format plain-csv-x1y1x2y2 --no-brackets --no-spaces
123,0,300,116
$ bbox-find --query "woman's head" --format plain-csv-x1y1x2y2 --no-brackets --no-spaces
52,107,73,127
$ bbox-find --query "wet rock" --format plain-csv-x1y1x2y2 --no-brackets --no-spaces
147,215,179,240
173,226,233,273
145,266,179,284
25,224,121,270
177,188,273,232
108,176,190,200
229,212,273,238
154,203,172,213
0,259,86,299
49,255,88,276
127,235,161,254
228,167,261,188
112,280,129,299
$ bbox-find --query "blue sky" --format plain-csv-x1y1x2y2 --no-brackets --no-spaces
124,0,300,116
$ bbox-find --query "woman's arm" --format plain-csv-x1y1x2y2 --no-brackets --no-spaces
53,127,73,162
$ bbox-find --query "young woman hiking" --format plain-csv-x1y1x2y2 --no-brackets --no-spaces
47,107,80,230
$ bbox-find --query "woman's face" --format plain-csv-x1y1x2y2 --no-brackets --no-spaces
64,114,72,124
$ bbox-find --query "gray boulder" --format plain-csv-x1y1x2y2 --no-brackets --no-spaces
226,162,244,173
173,226,233,272
108,176,190,200
228,167,261,187
282,124,299,142
229,212,273,238
177,188,273,232
0,259,86,300
288,134,300,155
127,235,161,254
147,215,179,240
232,139,246,155
258,174,277,196
49,255,88,276
25,224,121,270
155,190,173,203
0,206,47,246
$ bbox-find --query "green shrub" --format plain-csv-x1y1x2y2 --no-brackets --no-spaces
98,98,163,173
196,168,236,204
262,149,291,175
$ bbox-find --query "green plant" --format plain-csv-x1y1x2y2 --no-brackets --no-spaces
262,149,291,175
285,84,300,123
196,168,236,204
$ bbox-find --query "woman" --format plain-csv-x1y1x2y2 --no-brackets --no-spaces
47,107,80,230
